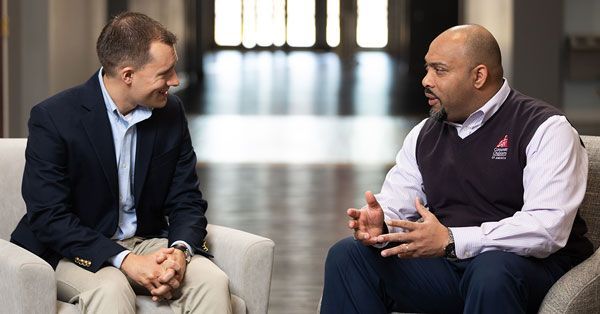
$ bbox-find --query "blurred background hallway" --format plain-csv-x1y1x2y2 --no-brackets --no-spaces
3,0,600,313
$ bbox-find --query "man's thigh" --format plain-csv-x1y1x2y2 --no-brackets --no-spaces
460,250,572,313
55,259,133,303
330,238,464,313
380,255,464,313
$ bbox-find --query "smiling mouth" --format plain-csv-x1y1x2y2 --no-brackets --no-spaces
158,89,169,96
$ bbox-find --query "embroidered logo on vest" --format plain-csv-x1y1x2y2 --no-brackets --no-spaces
491,135,509,160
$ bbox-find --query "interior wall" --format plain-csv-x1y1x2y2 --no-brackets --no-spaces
7,0,49,138
7,0,105,137
463,0,513,83
49,0,106,95
128,0,187,71
512,0,563,107
563,0,600,122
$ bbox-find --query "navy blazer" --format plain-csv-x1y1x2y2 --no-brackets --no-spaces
11,72,209,272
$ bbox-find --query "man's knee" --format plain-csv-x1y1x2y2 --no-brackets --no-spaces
77,275,136,313
325,237,365,267
202,266,230,290
185,258,230,292
92,279,136,302
461,251,527,296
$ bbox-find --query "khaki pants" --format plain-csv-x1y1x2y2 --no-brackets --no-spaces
55,237,232,314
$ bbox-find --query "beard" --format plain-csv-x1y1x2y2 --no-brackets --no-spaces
429,106,447,122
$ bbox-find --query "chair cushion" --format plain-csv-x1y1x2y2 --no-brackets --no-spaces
58,294,246,314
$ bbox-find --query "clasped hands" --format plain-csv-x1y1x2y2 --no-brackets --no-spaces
120,247,188,302
348,191,449,258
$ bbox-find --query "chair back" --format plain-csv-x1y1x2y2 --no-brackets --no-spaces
0,139,27,241
580,136,600,251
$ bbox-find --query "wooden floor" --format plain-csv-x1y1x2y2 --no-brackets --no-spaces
183,50,600,313
197,164,392,313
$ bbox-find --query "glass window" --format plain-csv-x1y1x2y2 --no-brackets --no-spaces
326,0,340,47
287,0,315,47
215,0,242,46
356,0,388,48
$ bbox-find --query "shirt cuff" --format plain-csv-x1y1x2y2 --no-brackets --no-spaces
450,226,484,259
109,250,131,268
171,240,195,256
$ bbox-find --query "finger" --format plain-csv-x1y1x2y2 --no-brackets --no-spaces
159,268,177,283
151,283,172,297
381,243,411,258
365,191,381,210
155,252,168,264
386,219,418,231
347,208,361,219
348,219,360,229
168,278,181,289
355,231,371,241
375,232,411,244
414,197,431,218
152,290,173,302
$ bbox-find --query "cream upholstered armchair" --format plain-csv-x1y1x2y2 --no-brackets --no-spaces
0,138,275,314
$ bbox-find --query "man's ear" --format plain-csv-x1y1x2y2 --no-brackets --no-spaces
473,65,488,89
119,66,135,85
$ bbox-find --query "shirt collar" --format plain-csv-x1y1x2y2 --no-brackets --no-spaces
448,79,511,128
97,68,153,120
98,68,120,115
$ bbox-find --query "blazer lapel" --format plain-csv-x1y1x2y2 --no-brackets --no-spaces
134,117,157,208
81,74,118,199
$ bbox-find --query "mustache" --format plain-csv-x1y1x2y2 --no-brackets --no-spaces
424,88,438,99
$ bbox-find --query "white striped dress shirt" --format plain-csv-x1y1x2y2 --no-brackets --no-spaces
375,80,589,259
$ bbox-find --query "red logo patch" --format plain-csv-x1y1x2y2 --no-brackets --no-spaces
492,135,509,160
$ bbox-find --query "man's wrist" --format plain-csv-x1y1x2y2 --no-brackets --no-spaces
443,227,457,259
171,243,192,263
109,250,131,269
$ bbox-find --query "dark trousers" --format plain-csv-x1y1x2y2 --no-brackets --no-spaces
321,237,574,314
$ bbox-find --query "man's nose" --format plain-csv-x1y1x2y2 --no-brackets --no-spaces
422,70,433,88
168,72,180,87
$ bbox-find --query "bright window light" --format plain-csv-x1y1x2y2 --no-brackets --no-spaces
356,0,388,48
287,0,315,47
216,0,317,48
326,0,340,47
256,0,274,46
215,0,242,46
242,0,257,48
273,0,286,46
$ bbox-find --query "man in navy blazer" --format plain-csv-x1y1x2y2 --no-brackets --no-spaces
10,12,231,313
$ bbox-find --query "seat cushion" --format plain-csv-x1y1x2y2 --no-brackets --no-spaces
58,294,246,314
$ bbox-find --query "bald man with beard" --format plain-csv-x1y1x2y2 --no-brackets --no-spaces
321,25,593,314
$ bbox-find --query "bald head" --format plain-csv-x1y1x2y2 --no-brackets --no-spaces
437,24,503,83
423,24,506,122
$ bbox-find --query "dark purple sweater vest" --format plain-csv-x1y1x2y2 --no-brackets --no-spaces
416,89,593,260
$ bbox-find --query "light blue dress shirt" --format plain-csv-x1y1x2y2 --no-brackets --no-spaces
98,69,194,268
98,69,152,267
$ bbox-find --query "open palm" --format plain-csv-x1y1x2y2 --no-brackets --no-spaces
348,191,385,245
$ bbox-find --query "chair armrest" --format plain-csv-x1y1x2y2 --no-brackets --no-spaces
539,248,600,314
206,224,275,314
0,238,57,314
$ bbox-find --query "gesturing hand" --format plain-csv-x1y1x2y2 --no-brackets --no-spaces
347,191,385,246
120,247,177,301
375,197,449,258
